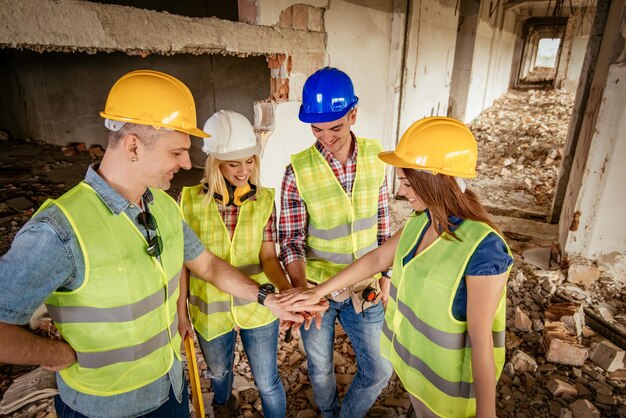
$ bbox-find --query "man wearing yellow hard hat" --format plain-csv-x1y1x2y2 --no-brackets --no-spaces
0,70,325,418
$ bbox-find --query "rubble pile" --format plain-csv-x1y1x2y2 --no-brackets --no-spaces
468,89,574,218
522,67,557,84
498,248,626,417
0,137,94,254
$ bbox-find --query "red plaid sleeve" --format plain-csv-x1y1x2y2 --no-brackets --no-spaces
378,176,391,245
263,203,277,242
278,164,308,266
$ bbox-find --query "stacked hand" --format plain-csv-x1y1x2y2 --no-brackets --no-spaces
264,291,328,327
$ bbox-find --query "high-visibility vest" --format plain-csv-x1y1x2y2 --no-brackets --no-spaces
291,138,385,283
380,212,511,417
43,182,183,396
179,185,276,342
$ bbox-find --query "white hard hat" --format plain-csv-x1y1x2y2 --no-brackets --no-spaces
202,110,261,159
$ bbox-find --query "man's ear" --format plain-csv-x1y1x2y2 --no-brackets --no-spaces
122,133,140,162
348,107,358,125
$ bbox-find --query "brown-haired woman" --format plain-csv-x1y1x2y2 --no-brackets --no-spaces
277,116,513,418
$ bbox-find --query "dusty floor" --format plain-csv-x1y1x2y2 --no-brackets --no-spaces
1,88,625,417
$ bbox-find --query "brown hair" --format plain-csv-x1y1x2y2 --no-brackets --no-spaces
402,169,501,240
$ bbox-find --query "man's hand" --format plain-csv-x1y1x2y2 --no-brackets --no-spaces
378,277,390,308
264,291,328,322
178,314,195,342
42,340,76,371
274,287,325,309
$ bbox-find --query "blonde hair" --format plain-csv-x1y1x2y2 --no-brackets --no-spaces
200,154,262,202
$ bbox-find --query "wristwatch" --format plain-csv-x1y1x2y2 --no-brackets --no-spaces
257,283,276,305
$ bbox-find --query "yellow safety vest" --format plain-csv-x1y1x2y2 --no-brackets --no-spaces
179,185,276,342
291,138,385,283
43,182,183,396
380,212,511,417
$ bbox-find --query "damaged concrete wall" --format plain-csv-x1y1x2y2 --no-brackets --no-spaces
325,0,394,144
463,1,517,122
560,2,626,280
0,50,269,167
0,0,325,58
563,8,596,92
398,0,458,132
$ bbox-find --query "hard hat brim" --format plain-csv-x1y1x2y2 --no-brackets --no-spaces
378,151,477,178
100,112,210,138
298,99,358,124
203,142,262,160
179,127,211,138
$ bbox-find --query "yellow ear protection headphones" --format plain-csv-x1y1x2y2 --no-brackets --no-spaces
211,180,257,206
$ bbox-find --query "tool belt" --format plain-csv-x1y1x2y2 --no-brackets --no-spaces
308,276,381,314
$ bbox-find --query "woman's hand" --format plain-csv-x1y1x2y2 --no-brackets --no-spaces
274,287,325,308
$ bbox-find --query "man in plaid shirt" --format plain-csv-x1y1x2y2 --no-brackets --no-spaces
278,67,393,418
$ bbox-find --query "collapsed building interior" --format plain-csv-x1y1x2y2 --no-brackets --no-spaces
0,0,624,417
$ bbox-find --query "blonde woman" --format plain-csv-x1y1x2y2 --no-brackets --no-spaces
178,110,291,418
278,117,513,418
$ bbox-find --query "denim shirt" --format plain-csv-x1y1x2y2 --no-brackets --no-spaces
0,164,205,418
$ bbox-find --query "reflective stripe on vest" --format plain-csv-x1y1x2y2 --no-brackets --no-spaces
388,282,506,349
381,213,511,417
43,183,184,396
382,322,475,399
291,138,385,283
77,316,179,369
47,273,180,323
180,185,276,342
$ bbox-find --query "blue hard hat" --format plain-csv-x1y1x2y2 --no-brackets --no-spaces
299,67,359,123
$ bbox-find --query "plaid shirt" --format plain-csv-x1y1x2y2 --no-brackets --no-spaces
279,136,390,266
216,194,276,242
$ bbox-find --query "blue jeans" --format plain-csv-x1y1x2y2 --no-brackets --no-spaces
196,320,285,418
54,382,189,418
301,299,393,418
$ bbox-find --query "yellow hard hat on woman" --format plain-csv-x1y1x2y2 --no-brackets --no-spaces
100,70,209,138
379,116,477,178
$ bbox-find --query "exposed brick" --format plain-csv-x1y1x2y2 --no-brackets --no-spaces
589,340,625,372
568,399,601,418
307,7,324,32
511,350,538,373
545,336,588,366
547,378,577,397
291,4,309,31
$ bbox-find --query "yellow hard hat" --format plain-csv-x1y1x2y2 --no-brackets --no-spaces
378,116,477,178
100,70,209,138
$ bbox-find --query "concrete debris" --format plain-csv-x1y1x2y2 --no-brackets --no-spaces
543,303,588,366
589,341,625,372
547,377,577,397
469,89,574,217
515,307,533,331
567,263,600,288
510,350,538,373
568,399,601,417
